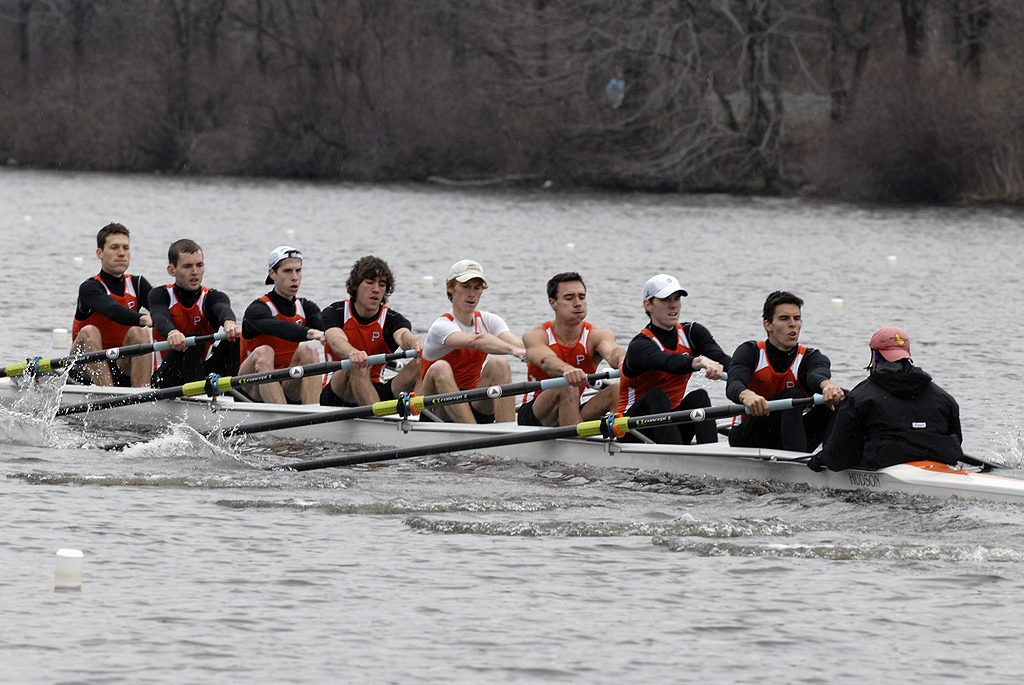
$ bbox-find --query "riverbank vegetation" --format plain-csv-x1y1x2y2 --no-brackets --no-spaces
2,1,1023,203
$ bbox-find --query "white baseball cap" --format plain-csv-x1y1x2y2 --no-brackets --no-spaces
266,245,302,284
643,273,687,300
446,259,488,286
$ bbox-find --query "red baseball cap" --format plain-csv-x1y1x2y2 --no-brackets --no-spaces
869,326,911,362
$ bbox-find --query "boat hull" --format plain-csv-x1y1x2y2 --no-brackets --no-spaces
3,378,1023,503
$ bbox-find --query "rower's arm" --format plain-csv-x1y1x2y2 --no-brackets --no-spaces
523,328,578,382
444,330,525,360
394,327,423,355
592,328,625,370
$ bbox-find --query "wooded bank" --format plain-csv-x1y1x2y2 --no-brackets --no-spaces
2,1,1023,203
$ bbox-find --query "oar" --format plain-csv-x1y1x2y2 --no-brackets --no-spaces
216,370,621,438
959,454,1003,473
2,332,227,379
57,349,419,416
270,394,824,472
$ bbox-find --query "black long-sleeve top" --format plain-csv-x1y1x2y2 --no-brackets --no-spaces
148,284,237,338
73,271,152,327
241,290,323,342
622,321,731,379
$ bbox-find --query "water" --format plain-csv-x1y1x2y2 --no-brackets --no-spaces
2,168,1024,683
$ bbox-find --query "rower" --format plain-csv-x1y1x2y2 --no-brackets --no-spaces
420,259,526,423
69,222,153,387
807,327,963,471
148,239,240,388
618,273,731,444
320,255,423,407
726,290,843,452
238,246,324,404
518,272,624,427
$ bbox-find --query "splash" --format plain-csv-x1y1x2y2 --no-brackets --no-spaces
0,372,81,447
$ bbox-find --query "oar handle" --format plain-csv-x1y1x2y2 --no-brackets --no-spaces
272,394,823,472
4,332,227,379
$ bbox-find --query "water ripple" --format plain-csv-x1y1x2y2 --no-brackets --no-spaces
653,537,1024,561
403,515,796,537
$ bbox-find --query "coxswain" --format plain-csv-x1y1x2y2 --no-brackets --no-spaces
148,239,240,388
421,259,526,423
320,255,423,406
69,222,153,386
238,246,324,403
726,290,843,452
617,274,731,444
807,327,963,471
517,272,625,427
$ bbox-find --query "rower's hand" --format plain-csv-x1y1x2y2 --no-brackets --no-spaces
307,329,325,343
138,314,153,328
511,346,527,362
740,389,770,416
564,367,588,388
348,349,370,369
223,320,241,342
820,380,844,409
408,338,424,356
693,355,724,380
168,329,188,352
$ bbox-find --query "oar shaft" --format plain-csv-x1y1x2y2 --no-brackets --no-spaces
274,395,822,472
220,370,620,437
3,332,227,379
57,349,419,416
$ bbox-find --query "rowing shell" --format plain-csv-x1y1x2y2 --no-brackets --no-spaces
3,378,1023,503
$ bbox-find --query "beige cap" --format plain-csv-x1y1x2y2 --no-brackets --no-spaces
446,259,488,286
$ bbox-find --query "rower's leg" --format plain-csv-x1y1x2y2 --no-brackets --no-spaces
286,344,322,404
390,358,422,396
69,325,113,386
676,389,717,444
422,361,473,423
238,345,283,403
624,388,680,444
774,388,809,452
533,385,582,427
330,366,379,406
119,326,152,387
580,384,619,420
477,358,513,422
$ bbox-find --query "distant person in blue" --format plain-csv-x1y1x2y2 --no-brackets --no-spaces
605,66,625,109
807,327,964,472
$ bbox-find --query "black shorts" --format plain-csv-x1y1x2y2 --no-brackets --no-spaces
516,396,590,426
516,400,542,427
68,358,132,387
151,339,240,389
438,402,496,424
319,379,397,407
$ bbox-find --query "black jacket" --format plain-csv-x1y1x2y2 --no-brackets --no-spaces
816,360,963,471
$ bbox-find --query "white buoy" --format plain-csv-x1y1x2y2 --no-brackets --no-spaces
285,229,296,241
830,297,844,313
422,275,435,289
887,255,898,267
73,257,84,269
55,549,84,589
565,242,576,253
52,328,69,349
24,215,32,224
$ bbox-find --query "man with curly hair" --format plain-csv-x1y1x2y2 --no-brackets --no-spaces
320,255,423,406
